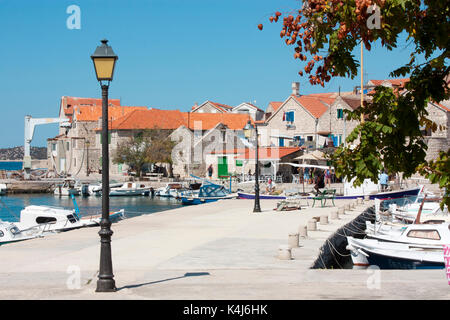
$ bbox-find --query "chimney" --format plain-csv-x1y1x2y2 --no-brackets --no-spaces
292,82,300,96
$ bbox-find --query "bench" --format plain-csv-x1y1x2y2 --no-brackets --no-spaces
312,189,336,207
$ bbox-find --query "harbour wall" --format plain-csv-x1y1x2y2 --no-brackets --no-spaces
311,206,375,269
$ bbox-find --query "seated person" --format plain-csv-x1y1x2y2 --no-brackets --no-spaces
313,171,325,194
266,178,276,193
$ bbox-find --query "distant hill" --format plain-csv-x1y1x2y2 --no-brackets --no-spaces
0,146,47,160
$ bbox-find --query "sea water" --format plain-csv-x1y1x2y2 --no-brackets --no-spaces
0,193,182,222
0,161,23,171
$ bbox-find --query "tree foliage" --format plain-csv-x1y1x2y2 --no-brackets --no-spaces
112,128,175,178
262,0,449,207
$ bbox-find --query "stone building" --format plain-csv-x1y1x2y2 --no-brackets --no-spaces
191,100,265,120
263,82,359,150
93,109,252,178
47,96,147,176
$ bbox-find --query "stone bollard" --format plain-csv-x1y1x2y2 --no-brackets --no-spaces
298,225,308,238
345,203,351,211
357,197,363,204
330,210,339,220
307,219,317,231
338,207,345,215
288,232,299,248
364,195,370,202
278,245,292,260
320,215,329,225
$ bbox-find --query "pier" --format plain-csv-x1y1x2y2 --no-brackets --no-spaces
0,198,448,299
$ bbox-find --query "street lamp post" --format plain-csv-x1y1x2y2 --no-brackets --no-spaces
86,140,90,176
244,120,261,213
91,39,118,292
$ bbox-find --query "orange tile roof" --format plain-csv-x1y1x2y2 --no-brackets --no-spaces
101,110,254,131
185,112,252,130
74,105,148,122
61,96,122,121
293,96,331,118
268,102,283,112
235,147,302,160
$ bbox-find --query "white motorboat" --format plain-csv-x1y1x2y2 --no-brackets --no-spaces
346,236,445,269
89,182,124,196
0,183,7,195
54,178,80,196
14,205,125,232
365,222,450,246
388,201,449,223
155,183,185,198
14,195,125,233
0,220,44,244
108,182,150,196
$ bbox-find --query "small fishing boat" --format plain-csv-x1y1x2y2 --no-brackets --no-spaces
366,222,450,245
0,220,44,245
155,183,185,198
346,236,445,269
0,183,7,195
54,178,80,196
180,183,235,205
14,195,125,233
107,182,150,196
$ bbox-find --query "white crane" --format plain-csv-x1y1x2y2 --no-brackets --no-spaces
24,115,70,179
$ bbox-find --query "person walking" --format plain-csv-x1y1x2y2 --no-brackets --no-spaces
379,169,389,191
314,170,325,194
303,167,310,184
324,168,331,188
207,164,213,179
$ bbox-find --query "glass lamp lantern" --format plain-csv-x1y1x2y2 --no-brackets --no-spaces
91,39,118,82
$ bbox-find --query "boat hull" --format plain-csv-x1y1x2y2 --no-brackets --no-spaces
367,251,445,269
237,192,286,200
337,187,422,200
180,195,235,205
109,189,149,196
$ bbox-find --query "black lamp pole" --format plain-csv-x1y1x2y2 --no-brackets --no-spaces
91,39,118,293
253,125,261,213
96,83,116,292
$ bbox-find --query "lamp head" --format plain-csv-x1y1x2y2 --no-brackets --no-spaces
91,39,118,82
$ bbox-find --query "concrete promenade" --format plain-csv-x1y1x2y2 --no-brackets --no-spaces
0,198,448,300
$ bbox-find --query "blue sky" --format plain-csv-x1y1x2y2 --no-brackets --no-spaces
0,0,415,148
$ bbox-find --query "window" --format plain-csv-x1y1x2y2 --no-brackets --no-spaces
337,109,344,119
73,158,76,167
284,111,295,122
66,141,70,150
52,143,57,151
407,230,441,240
307,136,313,142
66,215,78,223
36,217,57,224
73,140,76,149
279,137,285,147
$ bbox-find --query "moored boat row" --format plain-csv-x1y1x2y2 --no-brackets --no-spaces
346,192,449,269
